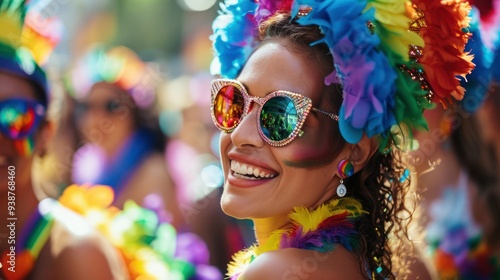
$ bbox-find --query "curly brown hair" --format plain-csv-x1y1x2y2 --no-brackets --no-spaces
258,13,415,279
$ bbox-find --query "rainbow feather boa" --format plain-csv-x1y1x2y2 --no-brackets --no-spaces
227,197,366,279
211,0,475,151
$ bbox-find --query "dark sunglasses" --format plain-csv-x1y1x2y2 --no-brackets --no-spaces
210,79,339,146
0,98,46,140
77,100,121,114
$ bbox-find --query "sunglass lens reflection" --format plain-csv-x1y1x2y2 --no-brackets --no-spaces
214,85,244,130
260,96,297,141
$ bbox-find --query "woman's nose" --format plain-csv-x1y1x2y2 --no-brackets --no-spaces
230,104,265,148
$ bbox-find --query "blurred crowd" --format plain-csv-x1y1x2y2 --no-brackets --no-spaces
0,0,500,279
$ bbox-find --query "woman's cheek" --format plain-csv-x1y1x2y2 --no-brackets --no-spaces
219,133,232,170
283,136,335,168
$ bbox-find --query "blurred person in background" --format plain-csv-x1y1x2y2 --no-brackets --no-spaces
411,5,500,278
0,1,128,279
472,53,500,257
69,46,185,229
425,78,500,280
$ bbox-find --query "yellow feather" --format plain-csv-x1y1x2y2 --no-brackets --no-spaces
255,229,284,255
21,25,52,64
227,245,257,277
289,203,332,232
0,15,22,46
289,198,367,232
366,0,425,62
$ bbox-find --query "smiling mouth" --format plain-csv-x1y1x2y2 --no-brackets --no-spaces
230,160,278,180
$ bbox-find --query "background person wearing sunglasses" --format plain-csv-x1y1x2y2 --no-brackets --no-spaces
69,45,185,230
210,0,475,279
0,1,128,279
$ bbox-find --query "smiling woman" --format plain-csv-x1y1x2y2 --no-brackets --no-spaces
210,0,475,279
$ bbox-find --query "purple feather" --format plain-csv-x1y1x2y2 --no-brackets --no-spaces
279,220,359,253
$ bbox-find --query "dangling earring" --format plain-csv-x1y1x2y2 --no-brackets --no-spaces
337,179,347,197
336,159,354,197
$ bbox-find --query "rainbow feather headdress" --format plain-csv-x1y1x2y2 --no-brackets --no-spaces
459,5,500,113
0,0,62,105
69,45,158,108
210,0,475,151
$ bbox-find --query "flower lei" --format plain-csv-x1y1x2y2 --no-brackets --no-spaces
227,197,366,279
211,0,474,151
58,184,221,280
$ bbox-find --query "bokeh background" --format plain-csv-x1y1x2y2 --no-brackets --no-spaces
41,0,223,199
31,1,255,275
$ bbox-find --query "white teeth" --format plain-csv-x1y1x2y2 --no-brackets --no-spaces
230,160,276,179
234,173,260,180
253,169,260,177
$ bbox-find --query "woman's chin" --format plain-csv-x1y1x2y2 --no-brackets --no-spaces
220,188,267,219
220,193,249,219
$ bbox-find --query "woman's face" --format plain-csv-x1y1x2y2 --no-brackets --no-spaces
219,41,342,219
78,83,136,152
0,72,44,192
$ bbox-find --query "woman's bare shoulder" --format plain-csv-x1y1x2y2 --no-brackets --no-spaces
239,247,366,280
46,214,129,279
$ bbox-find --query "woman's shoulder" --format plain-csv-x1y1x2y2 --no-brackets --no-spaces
43,208,129,279
49,216,115,255
240,247,366,280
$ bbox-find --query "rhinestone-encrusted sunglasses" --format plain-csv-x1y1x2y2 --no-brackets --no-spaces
210,79,339,147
